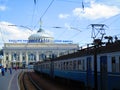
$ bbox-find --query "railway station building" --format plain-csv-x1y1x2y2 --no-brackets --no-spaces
3,28,79,68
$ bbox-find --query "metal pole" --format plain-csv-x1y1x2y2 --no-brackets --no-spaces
94,45,98,90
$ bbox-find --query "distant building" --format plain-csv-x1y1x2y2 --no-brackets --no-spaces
0,55,3,66
3,28,79,68
0,49,3,66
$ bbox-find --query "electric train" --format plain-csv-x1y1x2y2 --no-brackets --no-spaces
34,39,120,90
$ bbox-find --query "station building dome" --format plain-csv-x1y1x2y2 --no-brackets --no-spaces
28,28,54,43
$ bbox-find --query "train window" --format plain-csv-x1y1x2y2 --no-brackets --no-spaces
59,62,61,70
78,60,80,70
44,64,45,68
62,62,64,70
65,62,68,70
60,62,62,70
58,62,59,69
46,64,47,69
61,62,63,70
112,56,116,72
79,60,81,64
44,64,45,69
66,62,68,70
55,62,58,69
83,59,85,71
78,60,82,70
47,64,49,69
45,64,46,69
63,62,65,70
54,62,57,69
68,61,70,70
73,61,76,70
76,60,78,70
119,56,120,72
41,64,43,68
44,64,47,69
69,61,72,70
45,64,47,69
112,57,115,63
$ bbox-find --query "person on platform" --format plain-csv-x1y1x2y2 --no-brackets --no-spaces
5,67,7,72
1,66,5,76
5,64,8,72
9,67,12,74
15,66,17,71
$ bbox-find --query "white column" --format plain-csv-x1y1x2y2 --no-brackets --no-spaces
57,50,60,57
26,52,28,65
3,51,6,66
8,52,11,61
20,51,22,62
36,51,39,62
8,51,12,67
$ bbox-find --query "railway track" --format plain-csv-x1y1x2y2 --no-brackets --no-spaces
19,71,42,90
19,70,84,90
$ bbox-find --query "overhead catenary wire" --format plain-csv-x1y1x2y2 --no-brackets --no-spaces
33,0,85,40
97,14,120,26
30,0,37,29
58,0,119,46
96,14,120,40
40,0,55,20
32,0,120,46
54,0,84,40
33,0,56,49
33,0,55,29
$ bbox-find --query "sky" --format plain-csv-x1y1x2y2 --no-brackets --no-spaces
0,0,120,49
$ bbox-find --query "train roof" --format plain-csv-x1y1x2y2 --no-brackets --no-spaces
34,40,120,64
53,40,120,61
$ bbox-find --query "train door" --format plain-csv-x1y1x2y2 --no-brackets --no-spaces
100,56,108,90
50,61,54,78
86,57,92,88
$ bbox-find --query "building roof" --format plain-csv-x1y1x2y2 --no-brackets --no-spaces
28,28,54,43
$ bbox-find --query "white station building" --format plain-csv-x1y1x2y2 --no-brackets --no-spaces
3,28,79,68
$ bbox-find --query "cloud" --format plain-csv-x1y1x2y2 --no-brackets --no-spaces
0,21,32,44
0,5,6,11
58,14,70,19
73,2,120,20
0,21,54,47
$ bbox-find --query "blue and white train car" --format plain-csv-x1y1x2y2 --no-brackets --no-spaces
34,40,120,90
97,52,120,90
53,56,94,88
34,60,51,75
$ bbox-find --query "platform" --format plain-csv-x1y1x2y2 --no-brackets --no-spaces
0,69,22,90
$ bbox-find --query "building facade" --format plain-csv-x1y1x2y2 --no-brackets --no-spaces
3,28,79,68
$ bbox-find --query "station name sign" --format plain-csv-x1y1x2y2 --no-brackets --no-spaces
8,39,73,43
